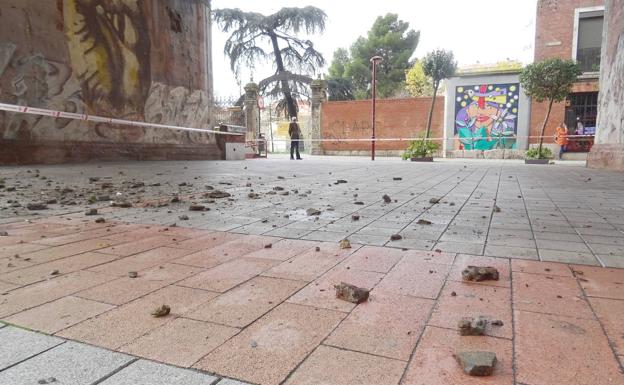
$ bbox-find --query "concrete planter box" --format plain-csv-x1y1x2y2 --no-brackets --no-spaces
525,159,550,165
411,157,434,162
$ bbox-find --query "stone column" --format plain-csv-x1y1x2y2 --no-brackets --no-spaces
587,0,624,170
309,78,327,155
243,81,260,145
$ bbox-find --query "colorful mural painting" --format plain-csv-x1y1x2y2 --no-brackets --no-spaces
454,83,520,150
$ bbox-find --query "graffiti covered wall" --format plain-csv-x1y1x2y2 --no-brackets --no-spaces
0,0,216,164
445,73,531,156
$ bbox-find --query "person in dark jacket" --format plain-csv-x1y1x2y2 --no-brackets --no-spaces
288,116,302,160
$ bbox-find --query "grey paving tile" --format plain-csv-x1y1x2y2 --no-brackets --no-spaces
434,241,484,255
0,327,64,370
539,249,600,266
484,244,539,260
599,254,624,268
0,341,132,385
99,359,217,385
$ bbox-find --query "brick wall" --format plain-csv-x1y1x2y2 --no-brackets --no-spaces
320,97,444,153
530,0,604,144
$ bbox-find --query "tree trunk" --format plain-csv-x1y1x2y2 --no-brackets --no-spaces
538,98,554,158
269,33,297,119
425,82,439,139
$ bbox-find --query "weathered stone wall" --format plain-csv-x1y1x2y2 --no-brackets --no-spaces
0,0,217,164
587,0,624,170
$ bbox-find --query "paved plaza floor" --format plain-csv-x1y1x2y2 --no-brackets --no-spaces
1,156,623,384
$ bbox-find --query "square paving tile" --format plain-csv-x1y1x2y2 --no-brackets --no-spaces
589,297,624,356
375,257,450,299
179,257,278,293
88,247,194,276
0,341,133,385
573,265,624,300
169,232,242,251
448,255,510,288
0,326,63,370
100,359,218,385
515,310,624,385
511,259,573,277
429,281,512,339
5,296,115,334
325,292,433,360
262,244,355,282
120,317,239,367
512,271,594,319
187,276,306,327
15,239,120,264
402,326,513,385
98,235,178,257
283,345,406,385
243,239,318,261
58,285,217,349
194,303,345,385
342,246,405,273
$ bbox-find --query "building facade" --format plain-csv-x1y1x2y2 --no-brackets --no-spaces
531,0,605,154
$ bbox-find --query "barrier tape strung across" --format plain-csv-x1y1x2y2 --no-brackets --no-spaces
0,102,243,136
0,102,595,142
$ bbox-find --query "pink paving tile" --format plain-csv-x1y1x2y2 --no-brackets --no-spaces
153,226,214,238
31,225,129,246
0,256,35,275
17,238,121,264
178,257,278,293
171,246,243,269
0,270,113,318
5,295,114,334
97,235,180,257
194,303,346,385
88,247,193,276
589,297,624,356
58,285,217,349
77,263,204,305
428,281,512,339
572,265,624,300
261,244,355,282
402,326,513,385
283,345,406,385
515,310,624,385
513,271,594,319
100,227,164,243
374,257,450,299
120,317,239,368
0,280,18,293
0,243,49,260
243,239,318,261
511,259,573,277
287,264,384,313
169,232,242,251
342,246,405,273
0,252,119,285
448,255,511,288
325,292,433,360
403,249,457,265
187,276,305,327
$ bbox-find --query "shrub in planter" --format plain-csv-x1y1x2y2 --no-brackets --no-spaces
402,137,439,161
525,147,553,159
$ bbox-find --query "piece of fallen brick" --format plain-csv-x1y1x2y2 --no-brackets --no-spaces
458,316,487,336
339,239,351,249
461,266,500,282
455,351,497,376
334,282,370,304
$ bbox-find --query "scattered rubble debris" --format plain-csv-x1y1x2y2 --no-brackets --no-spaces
455,351,497,376
273,186,285,191
351,214,360,221
339,239,351,249
111,201,132,208
335,179,348,184
429,197,441,204
128,271,138,278
334,282,370,304
0,231,8,236
264,243,272,249
493,205,502,213
95,218,106,224
206,190,231,199
458,317,487,336
85,208,98,216
306,208,321,216
151,304,171,317
315,246,321,252
417,219,432,225
382,194,392,203
248,192,260,199
354,201,365,205
390,234,403,241
462,266,500,282
50,269,60,276
393,177,402,181
250,340,258,348
189,204,206,211
37,377,58,384
27,202,48,211
490,319,504,327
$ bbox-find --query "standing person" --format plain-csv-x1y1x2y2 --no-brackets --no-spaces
288,116,302,160
555,123,569,160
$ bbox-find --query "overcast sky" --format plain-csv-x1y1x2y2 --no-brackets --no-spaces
211,0,538,98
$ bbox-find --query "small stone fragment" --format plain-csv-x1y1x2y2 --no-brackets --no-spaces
0,231,8,236
336,179,348,184
112,201,132,208
390,234,402,241
455,351,497,376
458,317,487,336
417,219,432,225
50,269,60,276
179,215,190,221
85,208,98,216
393,177,402,181
490,319,504,327
248,192,260,199
462,266,499,282
151,304,171,317
27,202,48,211
250,340,258,348
493,205,502,213
171,196,180,203
382,194,392,203
315,246,321,252
351,214,360,221
339,239,351,249
128,271,138,278
273,186,285,191
95,218,106,223
354,201,364,205
429,197,441,204
451,291,457,297
264,243,272,249
189,204,206,211
206,190,231,199
334,282,369,304
306,208,321,216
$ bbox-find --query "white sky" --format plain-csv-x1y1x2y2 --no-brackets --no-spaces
211,0,538,98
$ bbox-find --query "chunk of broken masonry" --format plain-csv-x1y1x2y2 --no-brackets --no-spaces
458,316,487,336
455,351,497,376
306,208,321,216
462,266,500,282
339,239,351,249
334,282,370,304
151,305,171,317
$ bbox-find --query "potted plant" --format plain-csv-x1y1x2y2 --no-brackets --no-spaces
524,147,553,164
403,137,439,162
519,58,581,164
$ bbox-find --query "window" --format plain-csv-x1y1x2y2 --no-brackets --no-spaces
573,8,604,73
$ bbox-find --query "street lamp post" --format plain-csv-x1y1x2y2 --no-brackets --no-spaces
370,56,382,161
